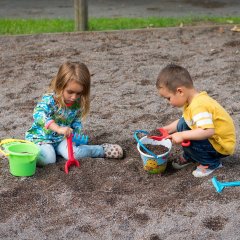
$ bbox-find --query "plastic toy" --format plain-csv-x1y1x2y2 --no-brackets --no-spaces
134,130,172,174
212,176,240,193
0,138,33,147
134,130,159,159
148,128,190,147
0,138,39,177
72,133,88,146
65,134,80,174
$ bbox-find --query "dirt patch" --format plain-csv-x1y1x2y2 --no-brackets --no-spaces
140,144,169,155
0,25,240,239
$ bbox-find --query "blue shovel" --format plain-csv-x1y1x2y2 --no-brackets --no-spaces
212,176,240,193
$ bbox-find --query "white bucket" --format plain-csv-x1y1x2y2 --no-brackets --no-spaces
137,136,172,174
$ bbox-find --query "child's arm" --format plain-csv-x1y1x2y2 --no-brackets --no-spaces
168,128,214,145
162,119,179,134
48,121,73,137
33,95,73,137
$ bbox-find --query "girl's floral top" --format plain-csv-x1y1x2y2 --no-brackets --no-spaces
25,93,82,144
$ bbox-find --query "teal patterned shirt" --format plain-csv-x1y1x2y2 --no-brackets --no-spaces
25,93,82,144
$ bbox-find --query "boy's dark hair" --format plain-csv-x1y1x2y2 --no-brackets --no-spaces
156,64,193,92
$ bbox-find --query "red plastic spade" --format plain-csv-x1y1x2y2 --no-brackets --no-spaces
148,128,169,141
65,134,80,174
148,128,191,147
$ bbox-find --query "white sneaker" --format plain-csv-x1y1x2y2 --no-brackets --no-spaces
192,163,222,178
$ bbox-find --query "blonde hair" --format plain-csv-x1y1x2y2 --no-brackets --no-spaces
156,64,193,93
48,62,91,119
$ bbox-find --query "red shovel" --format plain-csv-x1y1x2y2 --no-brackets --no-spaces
148,128,191,147
65,134,80,174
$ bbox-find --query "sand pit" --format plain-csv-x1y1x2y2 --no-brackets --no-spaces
0,25,240,239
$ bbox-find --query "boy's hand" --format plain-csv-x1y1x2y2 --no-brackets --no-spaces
166,132,185,145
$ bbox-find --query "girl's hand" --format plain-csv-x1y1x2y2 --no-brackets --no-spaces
57,127,73,137
47,121,73,137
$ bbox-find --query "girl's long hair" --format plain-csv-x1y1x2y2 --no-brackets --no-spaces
48,62,90,120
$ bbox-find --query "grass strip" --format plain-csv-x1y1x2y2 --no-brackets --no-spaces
0,16,239,35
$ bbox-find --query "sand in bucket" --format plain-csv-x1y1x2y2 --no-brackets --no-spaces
5,143,39,177
137,136,172,174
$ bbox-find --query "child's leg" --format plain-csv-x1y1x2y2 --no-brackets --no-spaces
37,143,56,166
183,140,224,168
191,142,225,177
177,117,191,132
56,139,105,160
177,117,194,161
177,117,225,169
56,139,123,160
177,117,227,177
172,117,194,167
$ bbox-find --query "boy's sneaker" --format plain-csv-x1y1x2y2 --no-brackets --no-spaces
192,163,222,178
172,156,193,170
102,143,123,159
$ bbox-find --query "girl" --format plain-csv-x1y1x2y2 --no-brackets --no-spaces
25,62,123,166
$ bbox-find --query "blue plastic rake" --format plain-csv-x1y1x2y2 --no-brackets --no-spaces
72,133,89,146
212,176,240,193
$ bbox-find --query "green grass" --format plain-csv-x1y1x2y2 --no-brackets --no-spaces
0,16,240,35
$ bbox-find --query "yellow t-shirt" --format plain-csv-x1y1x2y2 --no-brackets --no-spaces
183,91,236,155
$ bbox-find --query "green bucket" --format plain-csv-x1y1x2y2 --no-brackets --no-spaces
4,143,39,177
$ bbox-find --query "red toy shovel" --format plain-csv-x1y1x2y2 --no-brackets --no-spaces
65,134,80,174
148,128,191,147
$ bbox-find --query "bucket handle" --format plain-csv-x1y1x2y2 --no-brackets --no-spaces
134,130,159,160
0,139,34,156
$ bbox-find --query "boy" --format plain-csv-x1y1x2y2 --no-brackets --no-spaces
156,64,236,177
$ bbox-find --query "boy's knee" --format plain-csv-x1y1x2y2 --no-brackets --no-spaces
177,117,190,132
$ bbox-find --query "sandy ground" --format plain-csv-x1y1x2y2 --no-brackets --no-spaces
0,25,240,239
